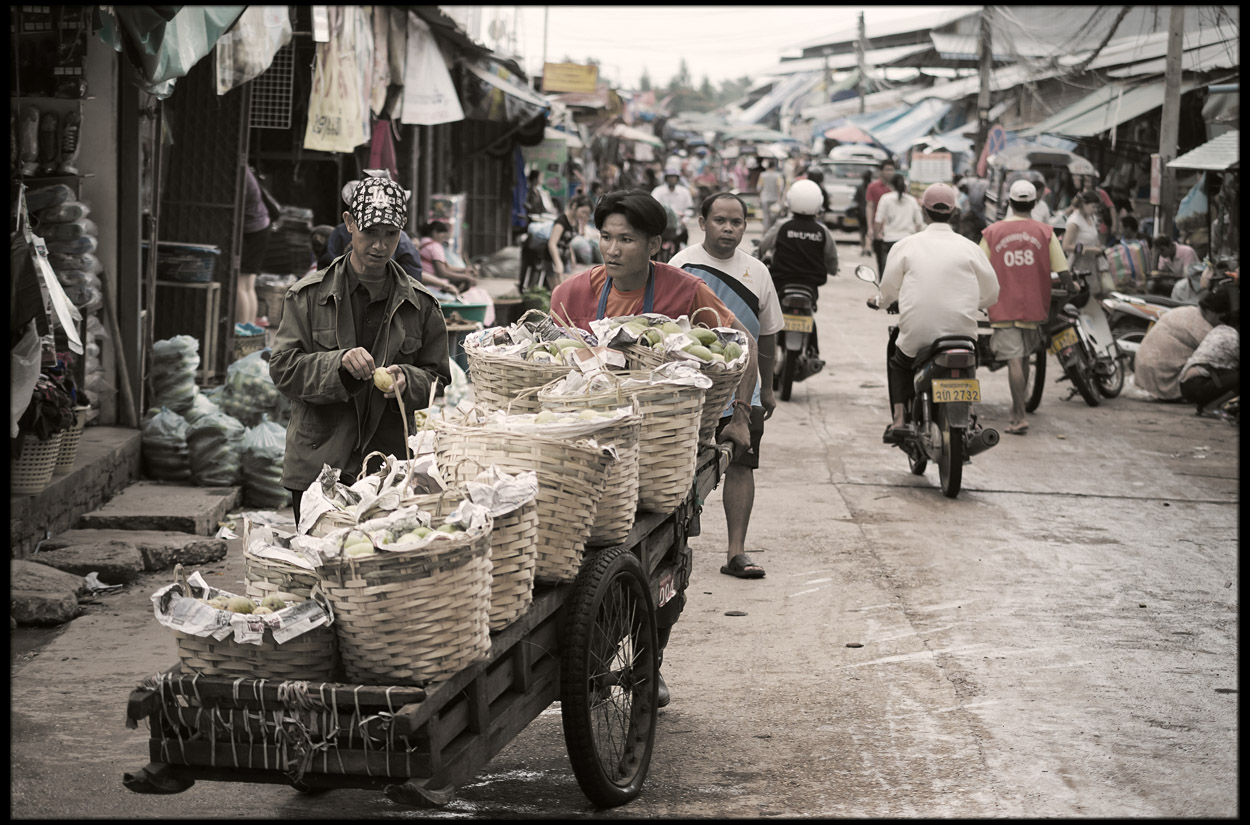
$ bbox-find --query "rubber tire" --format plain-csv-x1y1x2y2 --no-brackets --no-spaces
1095,348,1125,398
779,344,797,402
1024,349,1046,413
561,546,659,809
1064,347,1101,407
937,406,964,498
906,398,927,475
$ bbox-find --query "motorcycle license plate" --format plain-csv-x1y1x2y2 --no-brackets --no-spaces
843,216,859,228
782,314,814,333
931,379,980,403
1049,327,1078,354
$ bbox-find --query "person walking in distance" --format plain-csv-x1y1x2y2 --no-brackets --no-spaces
237,165,272,328
670,192,781,581
873,173,925,265
756,159,785,234
979,180,1074,435
864,158,897,275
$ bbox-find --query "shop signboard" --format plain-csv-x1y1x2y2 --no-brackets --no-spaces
542,61,598,94
522,139,568,207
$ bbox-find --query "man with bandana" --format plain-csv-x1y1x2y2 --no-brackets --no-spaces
270,177,451,523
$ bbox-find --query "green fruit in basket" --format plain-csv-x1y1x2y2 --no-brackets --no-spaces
622,321,647,337
723,341,743,361
225,596,256,614
206,597,229,610
640,328,664,347
369,529,395,546
577,408,600,420
436,523,462,535
709,352,726,364
554,337,587,350
708,341,725,355
260,595,286,611
252,606,274,615
534,410,559,424
401,526,433,542
660,321,683,335
683,344,714,361
689,327,719,347
345,542,376,558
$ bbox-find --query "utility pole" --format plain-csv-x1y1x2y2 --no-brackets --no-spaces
974,6,993,173
856,12,866,114
1156,5,1185,239
540,7,549,92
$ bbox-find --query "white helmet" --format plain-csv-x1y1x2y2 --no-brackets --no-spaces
786,179,823,215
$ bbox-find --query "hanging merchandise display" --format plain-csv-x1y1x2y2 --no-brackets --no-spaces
399,12,464,126
368,6,390,117
302,5,369,154
213,5,292,96
13,184,83,356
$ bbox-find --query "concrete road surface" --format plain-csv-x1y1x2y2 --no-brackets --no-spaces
10,226,1238,819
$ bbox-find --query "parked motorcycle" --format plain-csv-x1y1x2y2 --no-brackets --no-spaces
1046,248,1130,406
856,264,999,498
773,281,825,401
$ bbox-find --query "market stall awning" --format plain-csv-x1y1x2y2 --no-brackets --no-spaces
93,5,246,98
869,98,952,157
545,126,584,149
460,58,551,124
611,123,664,148
1167,130,1240,171
1021,80,1198,139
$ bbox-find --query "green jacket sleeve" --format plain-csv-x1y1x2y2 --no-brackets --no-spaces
268,287,354,405
395,299,451,409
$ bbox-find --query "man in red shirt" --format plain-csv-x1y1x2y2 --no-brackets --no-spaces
979,180,1075,434
864,158,896,275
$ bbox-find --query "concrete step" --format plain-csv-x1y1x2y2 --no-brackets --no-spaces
40,529,229,572
10,426,142,558
76,482,242,536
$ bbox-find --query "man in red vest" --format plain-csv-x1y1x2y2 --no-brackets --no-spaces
979,180,1075,435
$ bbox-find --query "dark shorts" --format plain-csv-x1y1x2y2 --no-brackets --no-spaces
714,405,765,469
240,228,271,274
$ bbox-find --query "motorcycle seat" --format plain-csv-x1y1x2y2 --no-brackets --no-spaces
912,335,979,368
778,283,818,312
1114,293,1190,308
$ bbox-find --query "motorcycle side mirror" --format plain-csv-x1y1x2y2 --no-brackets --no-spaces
854,264,878,284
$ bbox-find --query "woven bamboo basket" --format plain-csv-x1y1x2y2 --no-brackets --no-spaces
695,358,748,444
462,311,590,414
243,548,320,601
486,500,539,631
53,406,90,473
10,431,64,495
619,341,667,372
306,451,467,537
168,571,339,682
584,413,640,544
318,523,494,686
539,371,704,514
434,423,611,583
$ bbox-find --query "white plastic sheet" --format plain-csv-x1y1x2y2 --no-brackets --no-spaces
399,12,464,126
214,5,292,95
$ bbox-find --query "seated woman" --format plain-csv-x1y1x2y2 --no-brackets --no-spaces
1179,280,1239,410
418,221,478,294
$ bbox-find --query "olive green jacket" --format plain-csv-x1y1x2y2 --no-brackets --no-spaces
268,255,450,492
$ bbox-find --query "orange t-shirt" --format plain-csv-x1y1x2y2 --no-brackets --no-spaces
551,263,738,331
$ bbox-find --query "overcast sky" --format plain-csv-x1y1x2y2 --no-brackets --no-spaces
482,6,970,89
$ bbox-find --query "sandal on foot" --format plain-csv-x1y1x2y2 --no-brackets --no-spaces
1005,422,1029,435
721,553,765,579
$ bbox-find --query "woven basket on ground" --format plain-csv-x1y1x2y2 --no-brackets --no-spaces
317,523,494,686
53,406,90,473
434,423,611,583
11,431,64,495
539,372,704,514
485,500,539,631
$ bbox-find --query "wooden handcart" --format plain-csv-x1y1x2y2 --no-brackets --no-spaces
123,445,731,810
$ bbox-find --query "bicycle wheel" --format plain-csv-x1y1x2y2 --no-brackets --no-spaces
561,546,659,808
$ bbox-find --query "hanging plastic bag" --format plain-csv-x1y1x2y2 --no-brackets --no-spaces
398,11,465,125
142,406,192,481
187,410,245,487
214,5,293,95
302,6,368,153
241,414,290,508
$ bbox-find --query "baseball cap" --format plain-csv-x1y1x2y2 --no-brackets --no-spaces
921,182,957,213
350,177,408,230
1009,179,1037,202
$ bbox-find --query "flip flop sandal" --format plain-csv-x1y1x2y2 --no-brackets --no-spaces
1005,423,1029,435
721,553,765,579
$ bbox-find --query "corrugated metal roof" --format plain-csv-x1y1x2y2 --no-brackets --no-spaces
1057,25,1236,73
773,43,933,76
1168,130,1240,171
790,7,979,53
1105,39,1241,79
1021,80,1199,138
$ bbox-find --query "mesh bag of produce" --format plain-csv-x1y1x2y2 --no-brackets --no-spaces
241,414,289,508
220,349,284,428
141,406,191,481
187,410,245,487
151,335,201,415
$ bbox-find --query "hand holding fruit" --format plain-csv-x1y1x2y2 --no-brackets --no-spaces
373,365,406,399
342,346,375,381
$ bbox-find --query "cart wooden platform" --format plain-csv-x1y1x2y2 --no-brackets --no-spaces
123,445,730,809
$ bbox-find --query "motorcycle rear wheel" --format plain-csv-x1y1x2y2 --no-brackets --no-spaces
937,407,964,498
906,400,927,475
1095,352,1125,398
1064,347,1101,407
1025,349,1046,413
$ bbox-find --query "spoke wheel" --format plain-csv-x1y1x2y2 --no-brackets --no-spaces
561,546,658,808
937,407,964,498
1024,349,1046,413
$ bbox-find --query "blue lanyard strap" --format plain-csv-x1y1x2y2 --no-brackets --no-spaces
596,263,655,320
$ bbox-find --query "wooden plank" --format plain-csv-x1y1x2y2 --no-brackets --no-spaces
150,739,430,782
143,673,427,710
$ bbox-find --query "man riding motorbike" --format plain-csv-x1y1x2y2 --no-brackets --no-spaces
869,183,1000,443
756,179,839,369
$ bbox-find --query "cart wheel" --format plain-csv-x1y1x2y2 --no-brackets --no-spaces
560,545,659,808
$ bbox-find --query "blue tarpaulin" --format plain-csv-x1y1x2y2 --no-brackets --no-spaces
867,98,952,158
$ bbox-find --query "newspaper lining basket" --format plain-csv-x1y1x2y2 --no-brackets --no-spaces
539,371,704,514
486,500,539,631
305,451,467,537
434,422,611,583
318,523,494,686
10,431,64,495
